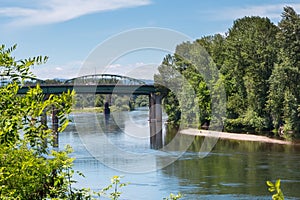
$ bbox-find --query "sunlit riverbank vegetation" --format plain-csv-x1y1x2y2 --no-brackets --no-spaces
72,94,149,113
155,6,300,141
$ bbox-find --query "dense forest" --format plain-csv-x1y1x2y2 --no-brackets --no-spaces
155,6,300,139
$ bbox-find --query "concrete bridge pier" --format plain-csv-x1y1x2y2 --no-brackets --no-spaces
41,110,47,129
52,107,59,147
41,109,48,147
41,94,59,147
149,93,163,149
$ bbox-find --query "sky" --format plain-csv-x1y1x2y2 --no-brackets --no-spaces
1,0,300,80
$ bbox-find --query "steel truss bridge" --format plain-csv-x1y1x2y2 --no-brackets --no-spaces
15,73,166,149
17,74,157,95
64,74,147,85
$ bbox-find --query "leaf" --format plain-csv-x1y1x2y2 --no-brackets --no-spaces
275,179,281,189
77,171,85,178
266,180,274,187
269,187,276,192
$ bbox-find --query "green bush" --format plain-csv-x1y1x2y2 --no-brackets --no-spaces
0,144,75,199
0,44,76,199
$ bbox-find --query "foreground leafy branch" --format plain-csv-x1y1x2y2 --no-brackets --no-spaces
0,44,76,199
163,193,182,200
98,175,129,200
266,179,285,200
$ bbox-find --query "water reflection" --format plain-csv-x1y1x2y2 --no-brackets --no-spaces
161,134,300,199
61,110,300,199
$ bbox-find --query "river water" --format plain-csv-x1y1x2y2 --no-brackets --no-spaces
59,108,300,199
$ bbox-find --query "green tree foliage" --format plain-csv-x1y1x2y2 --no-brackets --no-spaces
268,6,300,136
0,145,75,199
134,95,149,107
74,93,138,112
155,54,182,125
175,41,213,128
0,44,78,199
277,6,300,67
222,16,278,132
155,34,235,129
196,34,226,69
74,94,97,108
156,7,300,137
95,94,105,107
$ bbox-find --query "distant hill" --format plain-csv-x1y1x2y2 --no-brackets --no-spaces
141,79,154,85
40,77,154,85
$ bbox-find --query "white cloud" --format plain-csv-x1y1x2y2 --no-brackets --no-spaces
211,3,300,22
0,0,151,26
105,64,122,69
101,62,158,80
32,60,83,79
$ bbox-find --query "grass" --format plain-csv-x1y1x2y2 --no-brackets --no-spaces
71,107,104,113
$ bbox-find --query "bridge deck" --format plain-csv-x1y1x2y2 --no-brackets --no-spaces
18,84,159,95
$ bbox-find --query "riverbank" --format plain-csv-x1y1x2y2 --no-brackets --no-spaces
180,128,296,145
71,107,103,113
71,106,131,113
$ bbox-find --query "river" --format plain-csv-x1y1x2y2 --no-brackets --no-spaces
58,108,300,199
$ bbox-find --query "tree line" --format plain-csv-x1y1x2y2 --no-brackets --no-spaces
155,6,300,138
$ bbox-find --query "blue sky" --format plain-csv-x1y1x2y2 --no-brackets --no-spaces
1,0,299,79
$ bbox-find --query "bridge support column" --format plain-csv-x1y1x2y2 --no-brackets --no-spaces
149,93,163,149
41,109,47,128
41,109,48,147
52,107,59,147
41,94,49,129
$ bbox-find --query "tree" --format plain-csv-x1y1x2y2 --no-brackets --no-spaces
277,6,300,67
268,6,300,135
95,94,105,107
155,6,300,137
196,34,226,69
155,54,182,125
222,16,278,132
155,40,221,129
134,95,149,107
0,44,78,199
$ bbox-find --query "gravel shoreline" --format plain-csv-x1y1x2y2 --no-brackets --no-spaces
180,128,294,145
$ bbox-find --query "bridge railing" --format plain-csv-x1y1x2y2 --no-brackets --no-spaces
64,74,146,85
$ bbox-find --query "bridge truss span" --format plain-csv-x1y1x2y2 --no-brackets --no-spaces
64,73,146,85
